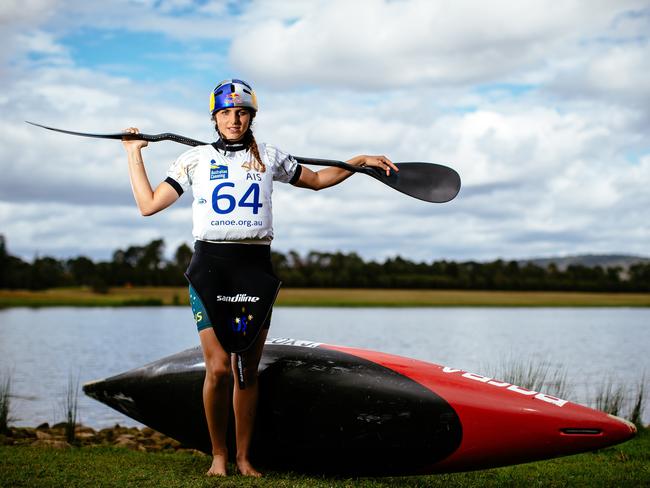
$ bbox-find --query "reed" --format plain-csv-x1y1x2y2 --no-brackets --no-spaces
0,370,12,434
593,378,626,417
485,358,570,399
628,376,646,428
490,360,648,425
62,373,80,444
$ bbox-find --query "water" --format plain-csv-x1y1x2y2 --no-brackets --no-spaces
0,307,648,427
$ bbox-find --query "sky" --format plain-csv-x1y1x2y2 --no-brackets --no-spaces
1,0,649,263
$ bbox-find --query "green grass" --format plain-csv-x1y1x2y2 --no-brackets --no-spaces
1,287,649,308
276,288,650,307
0,287,164,308
0,429,648,487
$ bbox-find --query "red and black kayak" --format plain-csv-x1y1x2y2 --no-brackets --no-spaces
83,338,636,476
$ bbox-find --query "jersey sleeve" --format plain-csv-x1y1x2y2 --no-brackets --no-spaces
165,147,201,196
264,144,301,184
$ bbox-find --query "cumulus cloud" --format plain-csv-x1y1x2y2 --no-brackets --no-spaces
0,200,193,260
230,0,647,89
547,43,650,116
3,0,237,42
0,1,60,71
1,64,201,207
0,0,648,262
258,83,648,260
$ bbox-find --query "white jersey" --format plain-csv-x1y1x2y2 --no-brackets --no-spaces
165,143,300,243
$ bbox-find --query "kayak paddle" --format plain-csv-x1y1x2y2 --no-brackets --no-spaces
26,121,461,203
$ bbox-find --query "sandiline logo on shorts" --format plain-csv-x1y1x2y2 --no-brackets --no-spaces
216,294,260,303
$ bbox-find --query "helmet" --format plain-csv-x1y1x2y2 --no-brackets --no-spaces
210,79,258,115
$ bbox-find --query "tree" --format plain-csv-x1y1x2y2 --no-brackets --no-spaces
0,235,7,288
67,257,97,286
174,243,193,271
30,257,67,290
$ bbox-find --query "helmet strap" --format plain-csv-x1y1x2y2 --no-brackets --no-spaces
214,128,253,153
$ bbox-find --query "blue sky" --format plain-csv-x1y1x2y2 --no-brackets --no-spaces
1,0,649,262
60,27,230,86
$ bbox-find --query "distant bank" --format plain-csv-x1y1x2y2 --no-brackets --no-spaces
1,287,649,308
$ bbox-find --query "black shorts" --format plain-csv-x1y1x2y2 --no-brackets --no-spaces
186,241,279,348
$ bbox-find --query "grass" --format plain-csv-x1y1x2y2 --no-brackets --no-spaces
1,287,649,308
0,428,647,487
0,287,164,307
278,288,650,307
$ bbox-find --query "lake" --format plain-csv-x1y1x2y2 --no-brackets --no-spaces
0,306,648,427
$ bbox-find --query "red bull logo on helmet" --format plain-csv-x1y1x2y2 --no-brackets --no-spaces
226,93,242,105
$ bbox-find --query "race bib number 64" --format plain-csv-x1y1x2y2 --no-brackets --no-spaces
212,182,262,215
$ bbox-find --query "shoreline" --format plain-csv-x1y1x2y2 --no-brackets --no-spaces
0,423,198,453
1,287,650,308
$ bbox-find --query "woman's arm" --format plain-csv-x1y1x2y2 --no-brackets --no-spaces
294,154,398,191
123,128,180,216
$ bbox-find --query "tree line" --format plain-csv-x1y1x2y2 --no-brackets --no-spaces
1,235,648,292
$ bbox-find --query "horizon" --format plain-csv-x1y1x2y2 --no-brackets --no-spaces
2,233,648,266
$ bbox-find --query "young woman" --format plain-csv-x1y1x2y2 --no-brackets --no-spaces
122,79,397,477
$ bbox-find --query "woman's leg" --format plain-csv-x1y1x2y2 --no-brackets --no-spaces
199,328,232,476
231,328,268,477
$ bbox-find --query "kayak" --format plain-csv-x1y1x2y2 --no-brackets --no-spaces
83,338,636,476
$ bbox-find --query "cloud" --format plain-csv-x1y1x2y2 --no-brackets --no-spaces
0,1,60,71
547,43,650,115
0,0,57,25
0,0,238,43
0,57,218,208
0,0,649,263
0,200,193,260
230,0,647,89
263,87,650,261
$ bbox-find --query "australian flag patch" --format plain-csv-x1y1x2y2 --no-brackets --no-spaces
210,160,228,180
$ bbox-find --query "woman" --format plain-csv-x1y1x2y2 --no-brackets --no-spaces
122,79,397,477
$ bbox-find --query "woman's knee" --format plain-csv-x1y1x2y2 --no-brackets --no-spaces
205,360,232,386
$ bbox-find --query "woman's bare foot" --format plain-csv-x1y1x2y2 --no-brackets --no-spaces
206,454,228,476
236,458,262,477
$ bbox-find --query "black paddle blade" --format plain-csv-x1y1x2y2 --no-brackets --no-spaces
294,156,461,203
366,163,461,203
25,121,209,147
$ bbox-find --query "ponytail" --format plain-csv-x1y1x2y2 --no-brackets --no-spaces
247,130,266,173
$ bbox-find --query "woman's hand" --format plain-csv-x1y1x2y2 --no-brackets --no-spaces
123,128,179,216
349,155,398,176
122,127,148,153
295,154,399,191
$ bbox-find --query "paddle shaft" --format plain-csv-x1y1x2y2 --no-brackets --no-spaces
27,121,379,174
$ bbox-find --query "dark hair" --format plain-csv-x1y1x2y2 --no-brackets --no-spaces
213,110,266,173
